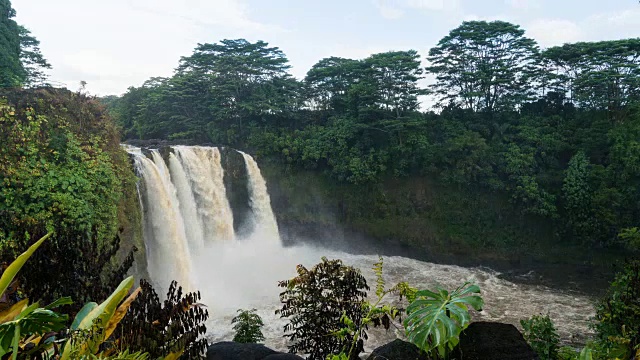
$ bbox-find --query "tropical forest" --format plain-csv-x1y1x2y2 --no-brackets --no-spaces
0,0,639,359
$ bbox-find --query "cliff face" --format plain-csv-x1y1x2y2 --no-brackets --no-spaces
256,159,620,294
258,161,553,262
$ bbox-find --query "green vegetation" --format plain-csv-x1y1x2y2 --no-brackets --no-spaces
0,233,143,359
404,282,484,359
592,260,640,359
231,309,265,344
0,1,639,358
0,0,50,88
328,257,415,360
0,232,203,359
276,257,369,359
117,279,209,359
0,88,142,312
521,314,560,360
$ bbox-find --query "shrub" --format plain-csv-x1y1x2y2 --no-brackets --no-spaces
117,279,209,359
558,346,579,360
328,257,415,360
403,281,483,359
232,309,265,343
593,259,640,359
276,257,369,360
520,314,560,360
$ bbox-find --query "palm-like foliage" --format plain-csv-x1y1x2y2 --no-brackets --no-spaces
403,281,483,359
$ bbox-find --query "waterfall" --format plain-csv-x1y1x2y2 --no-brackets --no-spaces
168,152,205,252
131,150,195,295
125,145,281,295
241,152,280,242
173,146,235,242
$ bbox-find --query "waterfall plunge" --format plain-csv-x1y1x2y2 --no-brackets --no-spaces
241,152,280,242
132,150,195,295
126,146,281,297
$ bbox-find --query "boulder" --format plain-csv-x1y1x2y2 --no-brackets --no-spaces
263,354,305,360
367,339,430,360
206,342,278,360
455,322,539,360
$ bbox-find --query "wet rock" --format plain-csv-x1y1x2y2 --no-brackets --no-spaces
206,341,277,360
219,147,253,237
455,322,539,360
367,339,430,360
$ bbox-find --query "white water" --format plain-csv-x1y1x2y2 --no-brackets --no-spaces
201,243,595,353
125,145,595,356
173,146,235,243
241,152,280,242
131,150,194,295
168,152,205,252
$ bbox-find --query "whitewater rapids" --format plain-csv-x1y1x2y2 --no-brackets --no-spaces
197,237,595,353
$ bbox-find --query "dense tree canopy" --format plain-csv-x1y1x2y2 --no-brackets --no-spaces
0,0,22,87
106,22,640,248
0,0,50,88
427,21,540,112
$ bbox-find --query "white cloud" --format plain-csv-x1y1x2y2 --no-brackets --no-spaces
585,7,640,38
14,0,281,95
129,0,279,32
373,0,405,20
527,19,584,47
406,0,460,11
462,13,511,22
374,0,459,19
506,0,541,10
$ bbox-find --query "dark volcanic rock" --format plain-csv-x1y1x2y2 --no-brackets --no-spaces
206,342,277,360
455,322,539,360
263,354,305,360
219,147,253,238
367,339,430,360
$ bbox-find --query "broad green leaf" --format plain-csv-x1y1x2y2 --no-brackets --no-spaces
61,276,135,359
579,347,592,360
404,282,483,357
71,302,97,330
44,297,73,310
0,232,52,297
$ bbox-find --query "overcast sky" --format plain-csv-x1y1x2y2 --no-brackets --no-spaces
13,0,640,96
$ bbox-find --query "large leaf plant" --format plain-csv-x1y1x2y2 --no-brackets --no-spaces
403,281,484,359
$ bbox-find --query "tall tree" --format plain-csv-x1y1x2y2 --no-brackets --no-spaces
0,0,23,87
427,20,541,113
544,39,640,120
177,39,296,144
18,25,51,87
305,57,361,112
364,50,425,118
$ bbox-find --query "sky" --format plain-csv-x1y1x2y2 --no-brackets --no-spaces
13,0,640,96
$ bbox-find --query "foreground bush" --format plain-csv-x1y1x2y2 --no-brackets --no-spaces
232,309,265,343
593,259,640,359
118,279,209,359
520,314,560,360
276,257,369,360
